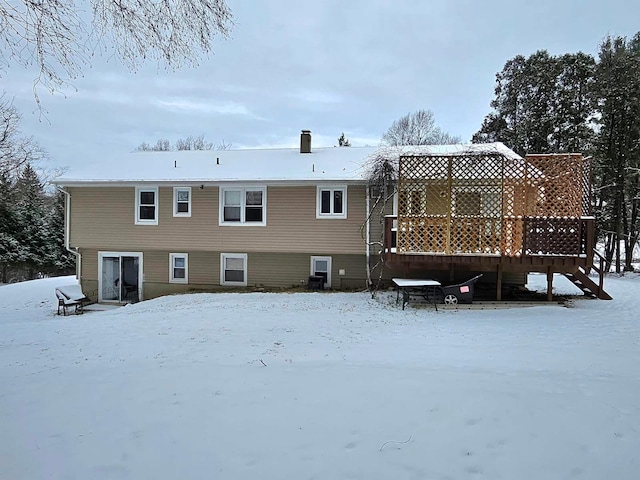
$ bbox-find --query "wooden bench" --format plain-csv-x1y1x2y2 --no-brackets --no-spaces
55,284,91,316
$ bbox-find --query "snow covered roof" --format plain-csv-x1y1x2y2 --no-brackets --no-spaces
54,143,521,185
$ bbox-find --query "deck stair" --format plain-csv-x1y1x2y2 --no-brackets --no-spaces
562,250,612,300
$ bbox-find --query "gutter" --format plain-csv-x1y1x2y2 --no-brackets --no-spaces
56,187,81,279
365,185,371,287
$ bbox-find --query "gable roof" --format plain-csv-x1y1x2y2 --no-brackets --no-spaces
54,142,521,185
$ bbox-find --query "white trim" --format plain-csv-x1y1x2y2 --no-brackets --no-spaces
54,179,368,188
173,187,192,217
393,188,398,216
169,253,189,284
219,186,267,226
316,185,347,219
135,187,158,225
310,256,332,289
56,187,81,279
97,251,143,303
220,253,248,286
365,185,371,285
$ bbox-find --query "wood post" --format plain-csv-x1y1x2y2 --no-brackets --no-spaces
546,266,553,302
496,264,503,301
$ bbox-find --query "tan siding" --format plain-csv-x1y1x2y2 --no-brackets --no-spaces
189,251,220,284
80,249,98,280
80,247,367,300
69,185,367,255
328,254,367,289
246,253,366,289
144,251,167,283
80,279,99,302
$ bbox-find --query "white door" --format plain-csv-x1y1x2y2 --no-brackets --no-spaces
310,256,332,289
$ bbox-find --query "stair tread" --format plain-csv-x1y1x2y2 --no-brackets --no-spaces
562,270,612,300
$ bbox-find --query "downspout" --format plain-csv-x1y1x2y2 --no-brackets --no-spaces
365,185,371,287
56,187,81,280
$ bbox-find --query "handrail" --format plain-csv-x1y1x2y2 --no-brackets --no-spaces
592,249,606,294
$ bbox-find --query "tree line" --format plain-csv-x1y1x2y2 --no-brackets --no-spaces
473,33,640,273
135,135,231,152
0,164,75,283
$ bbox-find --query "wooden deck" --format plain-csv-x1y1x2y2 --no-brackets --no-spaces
383,215,610,300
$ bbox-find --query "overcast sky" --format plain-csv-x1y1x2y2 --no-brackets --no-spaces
3,0,640,173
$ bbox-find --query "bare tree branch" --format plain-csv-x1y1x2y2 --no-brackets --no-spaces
382,109,461,146
0,1,234,106
0,93,47,175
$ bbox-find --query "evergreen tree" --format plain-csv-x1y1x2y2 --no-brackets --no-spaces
552,53,596,153
14,164,49,279
473,51,596,155
593,34,640,272
338,133,351,147
43,191,75,275
0,172,20,283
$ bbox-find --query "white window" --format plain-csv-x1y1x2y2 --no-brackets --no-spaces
173,187,191,217
169,253,188,284
135,187,158,225
221,253,248,286
219,187,266,226
310,256,332,288
317,186,347,219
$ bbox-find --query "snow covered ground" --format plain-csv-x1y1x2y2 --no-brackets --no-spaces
1,275,638,479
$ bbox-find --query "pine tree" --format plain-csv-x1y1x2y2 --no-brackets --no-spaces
593,34,640,272
43,191,75,275
0,172,19,283
14,164,49,279
338,133,351,147
473,51,596,155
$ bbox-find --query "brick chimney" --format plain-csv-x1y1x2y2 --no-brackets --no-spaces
300,130,311,153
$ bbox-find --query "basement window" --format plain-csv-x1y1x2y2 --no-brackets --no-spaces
169,253,188,284
221,253,248,286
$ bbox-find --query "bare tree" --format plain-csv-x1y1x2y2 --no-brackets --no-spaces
135,135,228,151
382,109,461,146
360,147,400,294
176,134,214,150
0,95,46,175
0,0,234,105
215,139,232,150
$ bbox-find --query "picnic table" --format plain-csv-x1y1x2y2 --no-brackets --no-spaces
392,278,442,310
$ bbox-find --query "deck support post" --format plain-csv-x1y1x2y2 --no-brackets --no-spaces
496,264,503,301
546,266,553,302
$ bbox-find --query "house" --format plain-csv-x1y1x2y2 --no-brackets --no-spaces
54,133,609,303
382,146,611,300
55,131,380,303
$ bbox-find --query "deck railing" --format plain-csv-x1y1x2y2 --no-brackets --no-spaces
385,214,596,259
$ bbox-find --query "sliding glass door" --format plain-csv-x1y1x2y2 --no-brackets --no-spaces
98,252,142,303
